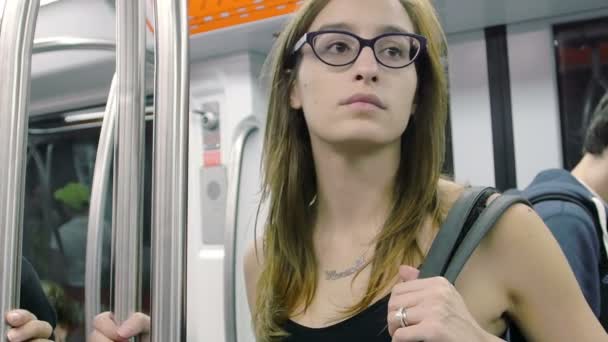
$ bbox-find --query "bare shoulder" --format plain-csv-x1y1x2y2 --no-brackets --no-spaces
481,201,544,254
243,238,264,310
437,178,466,208
477,199,575,297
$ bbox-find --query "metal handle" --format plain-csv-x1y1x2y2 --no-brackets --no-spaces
0,0,40,338
84,74,118,336
150,0,190,340
224,116,260,342
32,36,155,64
113,0,147,333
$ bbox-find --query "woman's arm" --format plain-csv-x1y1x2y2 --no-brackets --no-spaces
488,203,606,341
243,240,263,313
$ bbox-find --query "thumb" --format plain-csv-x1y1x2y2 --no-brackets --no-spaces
399,265,420,282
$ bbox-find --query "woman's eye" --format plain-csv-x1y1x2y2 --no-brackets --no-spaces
383,47,404,57
328,42,351,54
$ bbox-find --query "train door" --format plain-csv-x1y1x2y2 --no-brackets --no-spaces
24,110,154,341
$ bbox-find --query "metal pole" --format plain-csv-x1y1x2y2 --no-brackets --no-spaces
0,0,40,338
84,74,117,336
113,0,146,336
224,117,259,342
150,0,189,340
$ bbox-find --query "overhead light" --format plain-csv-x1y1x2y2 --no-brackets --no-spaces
41,0,61,6
64,112,104,123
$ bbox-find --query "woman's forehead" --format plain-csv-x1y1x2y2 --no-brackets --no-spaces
308,0,416,35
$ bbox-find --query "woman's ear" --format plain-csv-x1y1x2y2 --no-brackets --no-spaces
290,81,303,110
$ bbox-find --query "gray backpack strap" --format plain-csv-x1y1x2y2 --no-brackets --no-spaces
443,194,530,283
419,186,495,279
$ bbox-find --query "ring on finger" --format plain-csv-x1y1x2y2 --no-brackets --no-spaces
394,306,408,328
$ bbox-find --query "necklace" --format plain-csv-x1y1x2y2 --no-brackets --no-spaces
324,245,372,281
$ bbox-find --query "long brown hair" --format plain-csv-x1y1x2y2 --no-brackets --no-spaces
255,0,449,340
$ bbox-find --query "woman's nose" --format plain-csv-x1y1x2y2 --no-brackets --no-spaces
353,46,379,83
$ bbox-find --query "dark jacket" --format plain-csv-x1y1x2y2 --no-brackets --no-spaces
522,169,607,316
20,257,57,334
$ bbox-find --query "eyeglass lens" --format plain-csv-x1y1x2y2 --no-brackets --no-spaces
312,32,421,67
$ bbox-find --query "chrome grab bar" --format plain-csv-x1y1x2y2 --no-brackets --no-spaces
112,0,147,329
150,0,190,340
84,74,118,335
224,116,260,342
0,0,40,338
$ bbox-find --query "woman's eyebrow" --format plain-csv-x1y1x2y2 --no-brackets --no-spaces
317,22,412,35
317,22,354,32
378,25,411,34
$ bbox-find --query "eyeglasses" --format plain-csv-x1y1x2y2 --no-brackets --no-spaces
291,30,427,69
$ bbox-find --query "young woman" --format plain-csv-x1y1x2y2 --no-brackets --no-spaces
91,0,608,341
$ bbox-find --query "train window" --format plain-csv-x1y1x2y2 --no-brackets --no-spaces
554,17,608,169
24,112,153,341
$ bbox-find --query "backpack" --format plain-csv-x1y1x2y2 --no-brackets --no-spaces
519,187,608,332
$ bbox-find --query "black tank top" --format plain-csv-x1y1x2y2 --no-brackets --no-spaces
281,189,495,341
283,293,392,341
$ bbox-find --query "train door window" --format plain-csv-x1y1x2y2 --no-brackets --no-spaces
24,111,153,341
554,17,608,169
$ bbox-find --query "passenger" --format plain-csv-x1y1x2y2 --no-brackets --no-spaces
50,182,112,298
90,0,608,341
4,258,56,341
516,95,608,331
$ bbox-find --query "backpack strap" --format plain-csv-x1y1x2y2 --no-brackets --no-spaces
419,186,496,279
529,192,597,219
443,194,529,283
530,191,607,256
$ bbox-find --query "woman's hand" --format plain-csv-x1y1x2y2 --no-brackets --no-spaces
89,312,150,342
387,266,492,342
5,309,53,342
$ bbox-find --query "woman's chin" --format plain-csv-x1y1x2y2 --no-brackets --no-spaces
320,134,401,153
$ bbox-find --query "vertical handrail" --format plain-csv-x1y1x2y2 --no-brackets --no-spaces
113,0,146,331
150,0,190,340
0,0,39,338
224,117,260,342
84,74,117,335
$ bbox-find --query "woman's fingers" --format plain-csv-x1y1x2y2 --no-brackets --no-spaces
387,305,424,337
391,276,450,296
392,323,432,342
398,265,420,282
387,289,425,313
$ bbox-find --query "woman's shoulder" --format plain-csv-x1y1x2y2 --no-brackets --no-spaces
244,238,264,279
437,178,466,212
436,178,539,245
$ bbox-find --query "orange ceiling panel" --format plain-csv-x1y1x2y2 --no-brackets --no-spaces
188,0,302,35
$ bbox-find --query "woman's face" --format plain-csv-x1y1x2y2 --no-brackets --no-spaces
290,0,419,149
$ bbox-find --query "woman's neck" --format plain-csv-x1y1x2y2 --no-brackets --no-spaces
311,138,401,241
